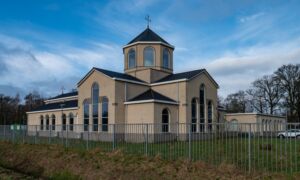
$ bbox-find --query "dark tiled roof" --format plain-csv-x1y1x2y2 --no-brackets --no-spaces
94,68,146,83
48,91,78,100
127,28,171,46
128,89,177,103
154,69,205,83
31,100,78,112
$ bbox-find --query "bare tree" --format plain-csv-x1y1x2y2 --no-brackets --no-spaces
24,91,44,111
275,64,300,122
224,90,251,113
246,88,267,114
251,75,283,115
0,94,21,124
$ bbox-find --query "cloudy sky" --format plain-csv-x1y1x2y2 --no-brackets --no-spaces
0,0,300,100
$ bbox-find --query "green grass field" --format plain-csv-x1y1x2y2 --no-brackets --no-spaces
2,131,300,174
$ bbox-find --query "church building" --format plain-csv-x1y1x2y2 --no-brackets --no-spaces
27,27,219,138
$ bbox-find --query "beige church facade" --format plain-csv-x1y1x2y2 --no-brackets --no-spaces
27,27,219,140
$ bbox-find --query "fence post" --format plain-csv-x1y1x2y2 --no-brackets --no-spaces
12,125,15,143
112,124,115,150
86,126,89,150
3,125,6,140
35,125,37,144
177,122,179,141
145,124,148,156
189,123,192,160
49,125,51,144
66,125,68,148
22,125,25,144
248,123,251,173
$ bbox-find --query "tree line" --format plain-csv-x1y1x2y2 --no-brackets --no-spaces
0,91,44,125
222,64,300,122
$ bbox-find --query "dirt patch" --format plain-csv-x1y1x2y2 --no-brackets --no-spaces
0,166,35,180
0,141,297,179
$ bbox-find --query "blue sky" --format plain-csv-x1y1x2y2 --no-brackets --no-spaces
0,0,300,99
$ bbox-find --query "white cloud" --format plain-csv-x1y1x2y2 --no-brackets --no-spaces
0,33,122,98
239,12,265,23
206,40,300,97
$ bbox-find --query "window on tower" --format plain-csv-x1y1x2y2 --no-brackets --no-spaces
128,49,136,69
163,48,170,69
144,46,155,66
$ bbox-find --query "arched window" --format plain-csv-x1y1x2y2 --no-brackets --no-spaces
40,115,44,130
162,48,170,69
199,84,205,132
230,119,238,132
92,83,99,131
144,46,155,66
62,114,66,131
83,100,89,131
69,113,74,131
45,115,49,130
191,98,197,132
207,100,213,131
102,97,108,132
51,114,56,131
162,109,170,133
128,49,136,69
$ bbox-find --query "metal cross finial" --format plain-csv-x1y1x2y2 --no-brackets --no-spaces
61,86,65,94
145,15,151,28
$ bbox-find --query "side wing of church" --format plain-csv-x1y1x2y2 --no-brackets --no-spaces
27,27,219,137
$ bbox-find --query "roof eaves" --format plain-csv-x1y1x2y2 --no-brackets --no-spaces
27,107,78,114
77,68,97,87
151,79,188,86
124,99,179,105
123,41,175,49
45,95,78,103
112,77,149,86
188,70,219,88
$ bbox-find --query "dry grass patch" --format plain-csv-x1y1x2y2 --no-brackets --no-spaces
0,141,298,179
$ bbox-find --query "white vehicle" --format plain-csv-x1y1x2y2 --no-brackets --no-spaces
277,129,300,138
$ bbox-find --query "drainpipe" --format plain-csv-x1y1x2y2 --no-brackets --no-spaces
125,82,127,101
177,82,180,139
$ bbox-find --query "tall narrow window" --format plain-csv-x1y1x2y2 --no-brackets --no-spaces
144,46,154,66
51,114,56,131
102,97,108,132
92,83,99,131
40,115,44,130
199,84,205,132
191,98,197,132
162,109,169,133
45,115,49,130
69,113,74,131
230,119,238,132
62,114,66,131
207,100,212,131
163,48,170,69
83,100,89,131
128,49,136,69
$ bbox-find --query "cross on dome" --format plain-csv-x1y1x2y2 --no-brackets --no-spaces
145,15,151,28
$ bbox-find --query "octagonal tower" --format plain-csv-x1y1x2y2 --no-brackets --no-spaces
123,27,175,83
